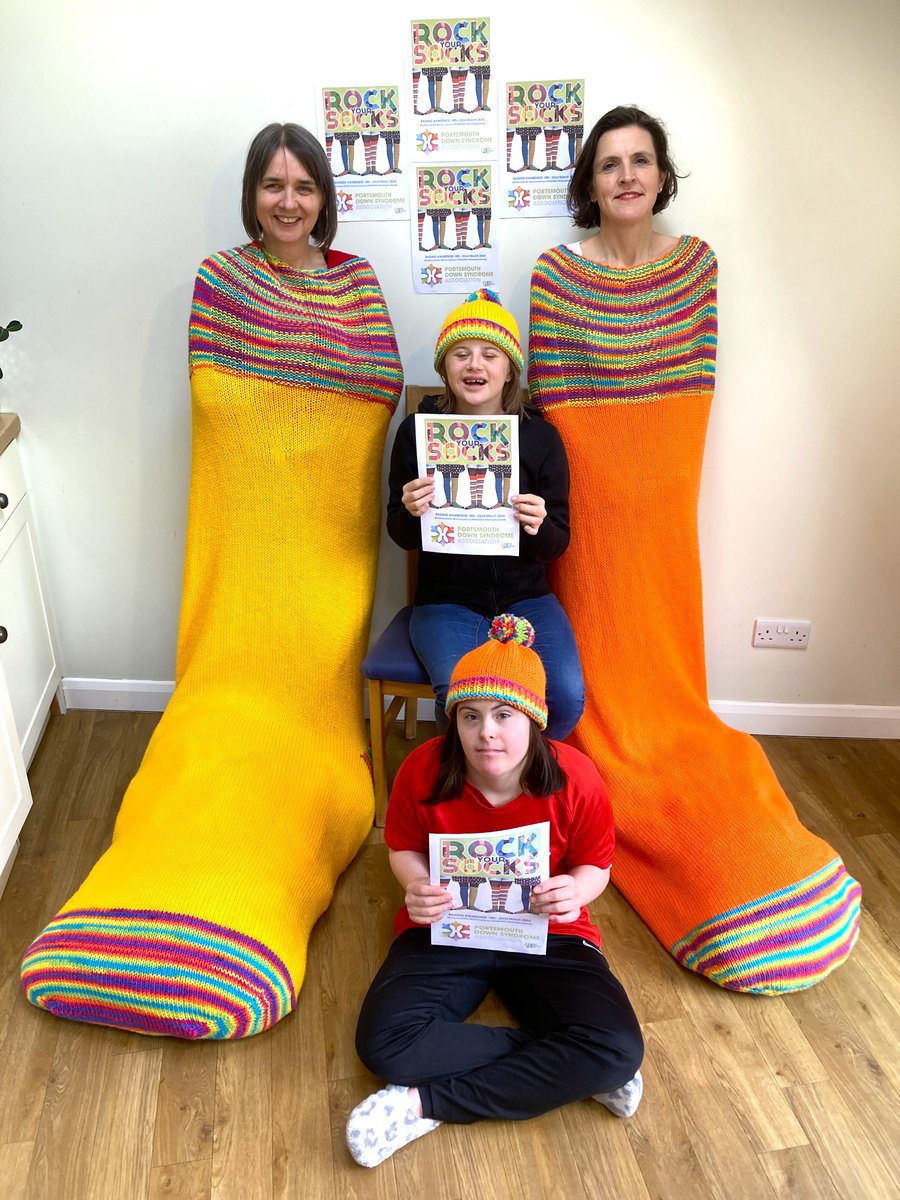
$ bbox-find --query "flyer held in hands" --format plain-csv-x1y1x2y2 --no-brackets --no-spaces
429,822,549,954
415,413,520,555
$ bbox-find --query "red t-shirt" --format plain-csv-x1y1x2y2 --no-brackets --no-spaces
385,737,614,948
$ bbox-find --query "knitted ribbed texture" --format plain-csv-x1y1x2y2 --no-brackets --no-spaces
21,910,293,1037
528,239,861,994
21,244,403,1036
446,613,548,728
434,288,525,374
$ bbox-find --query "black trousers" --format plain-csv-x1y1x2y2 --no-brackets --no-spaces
355,928,643,1124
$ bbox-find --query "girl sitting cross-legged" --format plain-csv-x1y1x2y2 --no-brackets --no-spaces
346,615,643,1169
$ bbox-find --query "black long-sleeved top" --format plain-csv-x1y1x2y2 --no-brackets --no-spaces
386,396,571,617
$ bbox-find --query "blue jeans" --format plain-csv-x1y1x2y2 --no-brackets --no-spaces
409,594,585,740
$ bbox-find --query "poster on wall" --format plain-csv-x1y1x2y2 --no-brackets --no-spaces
318,85,409,221
502,79,585,218
411,161,498,294
409,17,497,163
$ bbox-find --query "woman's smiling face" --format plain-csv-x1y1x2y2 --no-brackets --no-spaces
590,125,664,227
255,147,324,262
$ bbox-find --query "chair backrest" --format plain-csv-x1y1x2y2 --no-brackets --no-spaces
406,384,440,416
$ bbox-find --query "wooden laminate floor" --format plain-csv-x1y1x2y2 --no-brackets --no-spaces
0,711,898,1199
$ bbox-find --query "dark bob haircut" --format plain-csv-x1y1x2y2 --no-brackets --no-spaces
568,105,681,231
240,122,338,252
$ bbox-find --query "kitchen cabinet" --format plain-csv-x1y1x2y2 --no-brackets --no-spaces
0,659,31,896
0,419,61,765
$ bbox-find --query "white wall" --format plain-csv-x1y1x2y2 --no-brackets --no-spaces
2,0,898,711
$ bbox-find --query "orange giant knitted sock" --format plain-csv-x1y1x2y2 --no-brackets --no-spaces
529,240,860,993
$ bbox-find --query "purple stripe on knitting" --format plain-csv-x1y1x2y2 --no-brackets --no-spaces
40,998,212,1039
57,908,287,965
716,935,860,990
37,929,281,980
686,903,859,973
34,967,256,1030
675,863,852,957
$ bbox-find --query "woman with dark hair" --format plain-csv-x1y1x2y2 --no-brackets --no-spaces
21,123,404,1039
346,616,643,1169
239,121,339,265
527,105,861,996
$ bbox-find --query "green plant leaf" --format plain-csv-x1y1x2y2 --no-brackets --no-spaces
0,329,8,342
6,320,22,332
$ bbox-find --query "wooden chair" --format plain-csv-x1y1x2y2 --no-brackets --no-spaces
362,386,438,825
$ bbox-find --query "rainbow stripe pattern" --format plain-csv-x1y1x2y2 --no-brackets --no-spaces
445,614,549,728
672,860,862,994
528,236,717,407
445,677,548,728
21,909,294,1038
190,244,403,408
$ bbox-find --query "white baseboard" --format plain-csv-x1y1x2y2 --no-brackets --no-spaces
61,678,175,712
59,678,900,739
710,700,900,738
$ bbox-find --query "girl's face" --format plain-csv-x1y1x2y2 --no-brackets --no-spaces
443,338,512,415
457,699,532,798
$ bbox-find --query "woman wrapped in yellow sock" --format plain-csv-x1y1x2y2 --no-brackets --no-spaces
21,123,403,1037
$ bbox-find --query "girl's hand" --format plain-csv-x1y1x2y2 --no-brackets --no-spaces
511,493,546,535
530,875,583,923
402,476,435,517
405,878,454,925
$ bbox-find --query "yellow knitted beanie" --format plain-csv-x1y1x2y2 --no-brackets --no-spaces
434,289,524,375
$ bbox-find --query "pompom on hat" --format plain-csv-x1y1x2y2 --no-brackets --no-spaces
445,614,548,730
434,289,525,376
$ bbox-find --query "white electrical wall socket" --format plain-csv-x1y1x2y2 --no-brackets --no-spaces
752,619,811,649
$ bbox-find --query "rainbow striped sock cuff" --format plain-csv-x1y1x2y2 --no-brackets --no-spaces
20,908,295,1038
671,858,862,994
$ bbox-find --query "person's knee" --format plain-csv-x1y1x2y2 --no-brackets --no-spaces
594,1023,644,1091
355,1020,426,1083
567,1019,644,1093
545,681,585,740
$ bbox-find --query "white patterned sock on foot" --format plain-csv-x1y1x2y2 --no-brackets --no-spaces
594,1068,643,1117
346,1084,442,1167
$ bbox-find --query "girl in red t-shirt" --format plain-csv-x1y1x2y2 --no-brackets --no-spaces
346,615,643,1169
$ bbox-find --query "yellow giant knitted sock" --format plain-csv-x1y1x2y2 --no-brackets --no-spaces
21,246,403,1035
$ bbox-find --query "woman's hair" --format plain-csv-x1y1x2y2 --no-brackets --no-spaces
567,104,681,230
435,366,525,416
240,122,338,251
424,714,566,805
